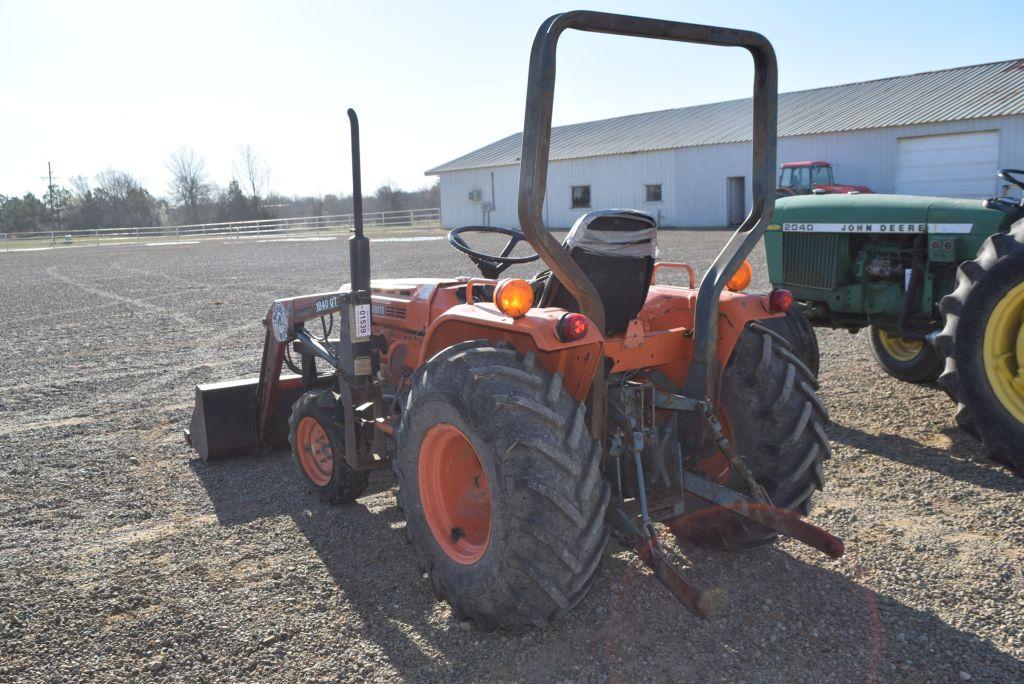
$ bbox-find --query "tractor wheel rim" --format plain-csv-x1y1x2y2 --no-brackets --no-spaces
983,280,1024,423
878,330,925,362
296,416,333,487
418,424,492,565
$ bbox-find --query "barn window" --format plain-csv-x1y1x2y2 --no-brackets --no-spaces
645,184,662,202
571,185,591,208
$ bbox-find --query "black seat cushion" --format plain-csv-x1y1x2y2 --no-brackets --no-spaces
546,250,652,334
540,210,657,335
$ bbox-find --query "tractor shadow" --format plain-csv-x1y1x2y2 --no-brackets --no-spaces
190,452,1024,681
828,421,1024,492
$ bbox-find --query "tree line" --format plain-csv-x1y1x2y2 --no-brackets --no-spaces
0,145,439,234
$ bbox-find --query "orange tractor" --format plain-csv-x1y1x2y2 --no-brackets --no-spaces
187,11,842,630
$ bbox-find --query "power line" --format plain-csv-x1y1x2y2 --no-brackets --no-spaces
40,161,63,231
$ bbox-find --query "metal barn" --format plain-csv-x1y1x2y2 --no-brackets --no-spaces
426,60,1024,229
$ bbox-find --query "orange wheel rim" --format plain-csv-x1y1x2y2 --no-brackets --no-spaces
296,416,333,487
418,424,492,564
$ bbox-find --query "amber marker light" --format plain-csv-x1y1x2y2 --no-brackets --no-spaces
726,259,753,292
494,278,534,318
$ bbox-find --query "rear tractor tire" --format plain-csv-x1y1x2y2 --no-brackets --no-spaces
672,321,831,550
937,219,1024,476
761,307,820,377
289,389,370,504
869,325,943,384
395,342,609,631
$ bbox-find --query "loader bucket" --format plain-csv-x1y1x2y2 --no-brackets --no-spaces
185,375,303,461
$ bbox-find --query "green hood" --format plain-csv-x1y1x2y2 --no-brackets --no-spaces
771,193,1006,235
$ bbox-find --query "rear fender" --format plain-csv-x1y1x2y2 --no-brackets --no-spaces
715,292,784,362
420,303,602,401
607,286,783,381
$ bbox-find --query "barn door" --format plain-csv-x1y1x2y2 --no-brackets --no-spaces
896,131,999,198
727,176,746,226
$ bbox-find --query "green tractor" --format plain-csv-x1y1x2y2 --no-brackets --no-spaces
765,169,1024,475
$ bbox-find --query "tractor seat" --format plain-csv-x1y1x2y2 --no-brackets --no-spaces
539,209,658,335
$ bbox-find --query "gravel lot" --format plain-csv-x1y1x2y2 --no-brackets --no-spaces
1,230,1022,682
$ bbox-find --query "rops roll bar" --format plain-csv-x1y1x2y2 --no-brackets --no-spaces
516,10,778,408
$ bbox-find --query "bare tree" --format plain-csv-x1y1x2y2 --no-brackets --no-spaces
96,168,141,200
234,145,268,202
374,181,404,212
93,169,157,227
166,147,210,224
70,175,91,198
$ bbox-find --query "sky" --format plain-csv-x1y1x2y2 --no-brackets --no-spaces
1,1,1020,200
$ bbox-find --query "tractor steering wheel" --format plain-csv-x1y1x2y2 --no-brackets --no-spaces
998,169,1024,194
448,225,540,279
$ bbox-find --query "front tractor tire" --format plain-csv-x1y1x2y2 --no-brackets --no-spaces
288,389,370,504
672,321,831,550
869,325,943,384
937,220,1024,476
395,342,609,631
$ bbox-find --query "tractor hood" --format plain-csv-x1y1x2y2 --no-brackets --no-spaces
771,193,1007,235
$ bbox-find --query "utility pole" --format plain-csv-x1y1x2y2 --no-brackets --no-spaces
41,162,62,231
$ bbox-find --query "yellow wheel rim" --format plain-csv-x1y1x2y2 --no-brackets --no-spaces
878,329,925,362
983,280,1024,423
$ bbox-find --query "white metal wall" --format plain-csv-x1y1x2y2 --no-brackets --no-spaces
437,165,521,229
673,141,751,228
776,116,1024,199
436,150,677,229
434,115,1024,229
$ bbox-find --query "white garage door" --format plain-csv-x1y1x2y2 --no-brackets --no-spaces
896,131,999,198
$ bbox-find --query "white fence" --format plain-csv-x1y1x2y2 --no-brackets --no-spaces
0,207,442,251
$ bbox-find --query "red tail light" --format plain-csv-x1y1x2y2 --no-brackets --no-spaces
767,289,794,313
556,313,590,341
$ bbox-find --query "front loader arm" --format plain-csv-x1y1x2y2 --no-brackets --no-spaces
254,291,347,447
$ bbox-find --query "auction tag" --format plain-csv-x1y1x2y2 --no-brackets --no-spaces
354,304,372,339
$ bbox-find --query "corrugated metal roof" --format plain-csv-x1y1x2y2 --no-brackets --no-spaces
426,59,1024,175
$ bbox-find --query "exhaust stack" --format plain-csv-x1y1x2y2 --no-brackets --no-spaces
348,108,370,292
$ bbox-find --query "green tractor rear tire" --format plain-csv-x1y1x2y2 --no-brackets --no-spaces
937,219,1024,476
869,325,943,384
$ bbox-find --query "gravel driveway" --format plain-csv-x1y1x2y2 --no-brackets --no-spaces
1,231,1021,682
